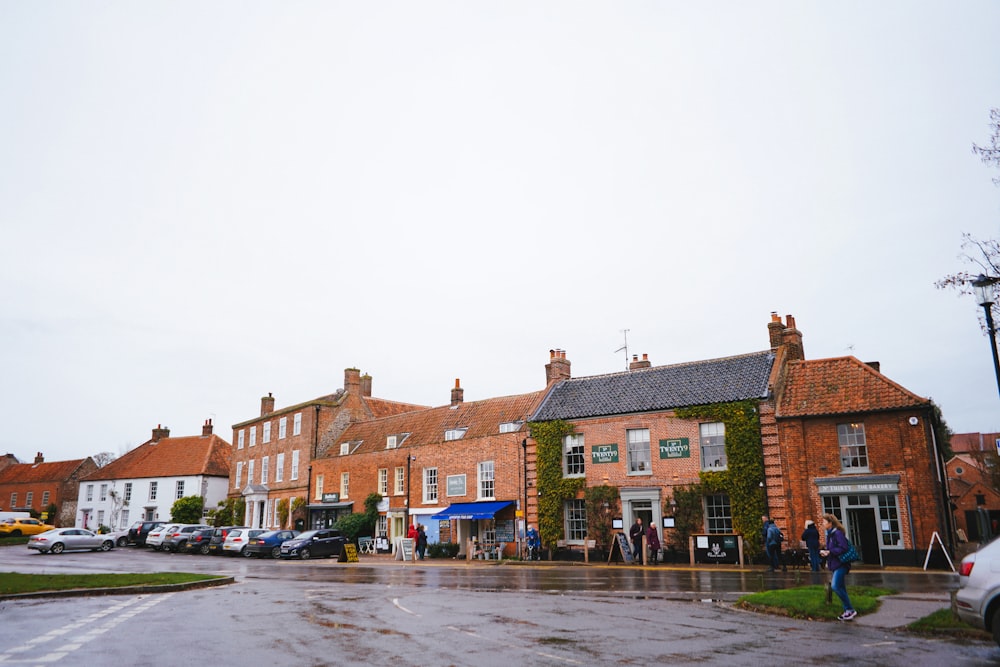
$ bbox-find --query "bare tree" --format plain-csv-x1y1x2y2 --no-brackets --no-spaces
973,108,1000,185
91,451,117,468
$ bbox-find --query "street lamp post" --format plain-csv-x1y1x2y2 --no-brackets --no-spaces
972,274,1000,399
405,455,415,530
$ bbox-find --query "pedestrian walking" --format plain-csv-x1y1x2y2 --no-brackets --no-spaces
526,524,541,561
819,513,857,621
764,517,784,572
416,524,428,559
629,517,644,562
801,519,821,572
646,523,661,564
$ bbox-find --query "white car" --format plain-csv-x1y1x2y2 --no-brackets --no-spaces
222,528,266,556
956,536,1000,646
145,524,183,550
28,528,114,554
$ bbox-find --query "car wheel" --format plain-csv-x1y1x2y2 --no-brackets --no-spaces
300,548,311,560
51,542,64,554
101,540,113,552
271,546,281,559
116,536,128,547
160,543,171,552
200,544,210,555
10,530,21,537
242,547,252,558
176,540,187,552
992,607,1000,648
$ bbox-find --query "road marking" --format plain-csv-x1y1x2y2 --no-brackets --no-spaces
0,594,173,664
392,598,418,615
535,652,584,664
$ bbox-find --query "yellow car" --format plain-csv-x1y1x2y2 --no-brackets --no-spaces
0,518,55,537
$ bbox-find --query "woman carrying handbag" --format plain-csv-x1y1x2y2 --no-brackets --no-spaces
819,513,858,621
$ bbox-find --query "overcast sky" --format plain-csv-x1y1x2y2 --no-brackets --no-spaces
2,2,1000,464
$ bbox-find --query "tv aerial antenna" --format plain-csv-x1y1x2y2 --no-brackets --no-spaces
614,329,630,371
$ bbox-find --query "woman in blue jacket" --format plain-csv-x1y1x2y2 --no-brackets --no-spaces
819,513,856,621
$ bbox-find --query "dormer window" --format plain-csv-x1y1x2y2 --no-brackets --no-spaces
499,421,523,434
340,442,349,456
445,428,468,441
387,435,397,449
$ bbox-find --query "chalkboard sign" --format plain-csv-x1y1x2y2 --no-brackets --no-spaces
609,532,634,564
395,537,415,561
495,520,515,542
339,544,359,563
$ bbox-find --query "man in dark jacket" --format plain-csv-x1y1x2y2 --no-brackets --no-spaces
629,517,644,562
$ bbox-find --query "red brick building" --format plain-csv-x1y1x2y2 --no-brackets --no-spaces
946,454,1000,543
311,380,546,556
230,369,426,529
0,453,98,526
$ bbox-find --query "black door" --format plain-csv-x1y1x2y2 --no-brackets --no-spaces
847,508,880,565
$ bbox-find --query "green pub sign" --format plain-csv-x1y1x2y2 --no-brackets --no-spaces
591,444,619,464
659,438,690,459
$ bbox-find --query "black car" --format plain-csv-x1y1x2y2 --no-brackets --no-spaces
127,520,165,547
208,526,248,555
245,530,300,559
181,528,216,555
279,529,347,560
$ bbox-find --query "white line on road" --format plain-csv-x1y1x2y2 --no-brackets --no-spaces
0,594,173,664
392,598,418,615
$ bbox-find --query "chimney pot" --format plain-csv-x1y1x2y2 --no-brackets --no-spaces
451,378,465,406
545,348,572,384
261,393,276,416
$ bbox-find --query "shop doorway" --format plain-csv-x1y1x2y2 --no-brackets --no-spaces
630,500,653,533
847,507,880,565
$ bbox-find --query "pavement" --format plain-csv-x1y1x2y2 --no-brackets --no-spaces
855,592,953,628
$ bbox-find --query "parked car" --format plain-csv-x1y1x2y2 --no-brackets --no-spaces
208,526,249,555
957,536,1000,646
279,529,347,560
145,524,183,551
246,530,300,559
127,520,165,547
0,517,55,537
223,528,267,556
27,528,114,554
162,524,211,552
106,528,131,548
181,527,217,555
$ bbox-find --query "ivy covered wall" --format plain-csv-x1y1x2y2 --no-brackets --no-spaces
528,420,583,549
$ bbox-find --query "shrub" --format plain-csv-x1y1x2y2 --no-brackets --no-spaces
428,542,460,559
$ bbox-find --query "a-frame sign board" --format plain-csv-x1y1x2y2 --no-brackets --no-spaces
923,531,955,572
608,532,634,565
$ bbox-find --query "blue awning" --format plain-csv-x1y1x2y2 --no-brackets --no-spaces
430,501,514,521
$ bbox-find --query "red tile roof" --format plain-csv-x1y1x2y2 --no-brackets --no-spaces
364,397,431,419
952,433,1000,453
777,356,929,417
341,391,546,454
82,434,231,481
0,458,91,484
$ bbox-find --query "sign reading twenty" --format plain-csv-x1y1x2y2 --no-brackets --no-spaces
659,438,690,459
591,444,619,464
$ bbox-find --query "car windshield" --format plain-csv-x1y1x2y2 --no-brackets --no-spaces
295,531,320,540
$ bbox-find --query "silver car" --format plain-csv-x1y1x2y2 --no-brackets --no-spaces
956,536,1000,646
28,528,114,554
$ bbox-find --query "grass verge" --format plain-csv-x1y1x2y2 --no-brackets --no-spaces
736,584,894,621
0,571,220,595
906,608,991,640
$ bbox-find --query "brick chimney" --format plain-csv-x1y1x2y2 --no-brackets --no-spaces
361,373,372,397
151,424,170,442
202,419,214,436
34,452,44,464
451,378,464,406
767,312,804,361
344,368,361,394
545,349,572,384
261,393,275,416
629,353,651,370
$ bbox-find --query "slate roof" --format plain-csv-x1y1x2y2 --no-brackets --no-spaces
777,356,929,417
339,390,547,454
81,434,231,481
529,351,776,421
0,458,90,485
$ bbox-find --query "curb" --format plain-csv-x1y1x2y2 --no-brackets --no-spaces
0,576,235,601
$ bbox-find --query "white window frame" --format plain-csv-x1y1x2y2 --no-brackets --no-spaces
386,435,398,449
41,491,49,507
340,442,349,455
249,426,257,447
700,422,727,471
275,453,284,483
263,422,271,444
235,462,243,488
247,460,255,486
9,492,16,507
86,485,93,502
563,434,585,478
124,482,132,503
175,480,185,499
293,413,302,436
25,491,34,508
279,417,287,439
291,450,300,480
149,481,158,501
626,428,651,474
444,428,467,441
838,422,870,472
315,474,324,500
261,456,270,484
478,461,495,500
238,430,245,449
99,484,108,501
378,468,388,496
423,467,438,503
341,472,349,498
394,467,405,495
499,421,523,433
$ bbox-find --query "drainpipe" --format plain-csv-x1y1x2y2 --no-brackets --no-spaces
522,438,528,559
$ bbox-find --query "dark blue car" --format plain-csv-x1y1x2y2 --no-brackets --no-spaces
245,529,300,559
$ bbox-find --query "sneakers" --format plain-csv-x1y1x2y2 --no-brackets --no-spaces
838,609,857,622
